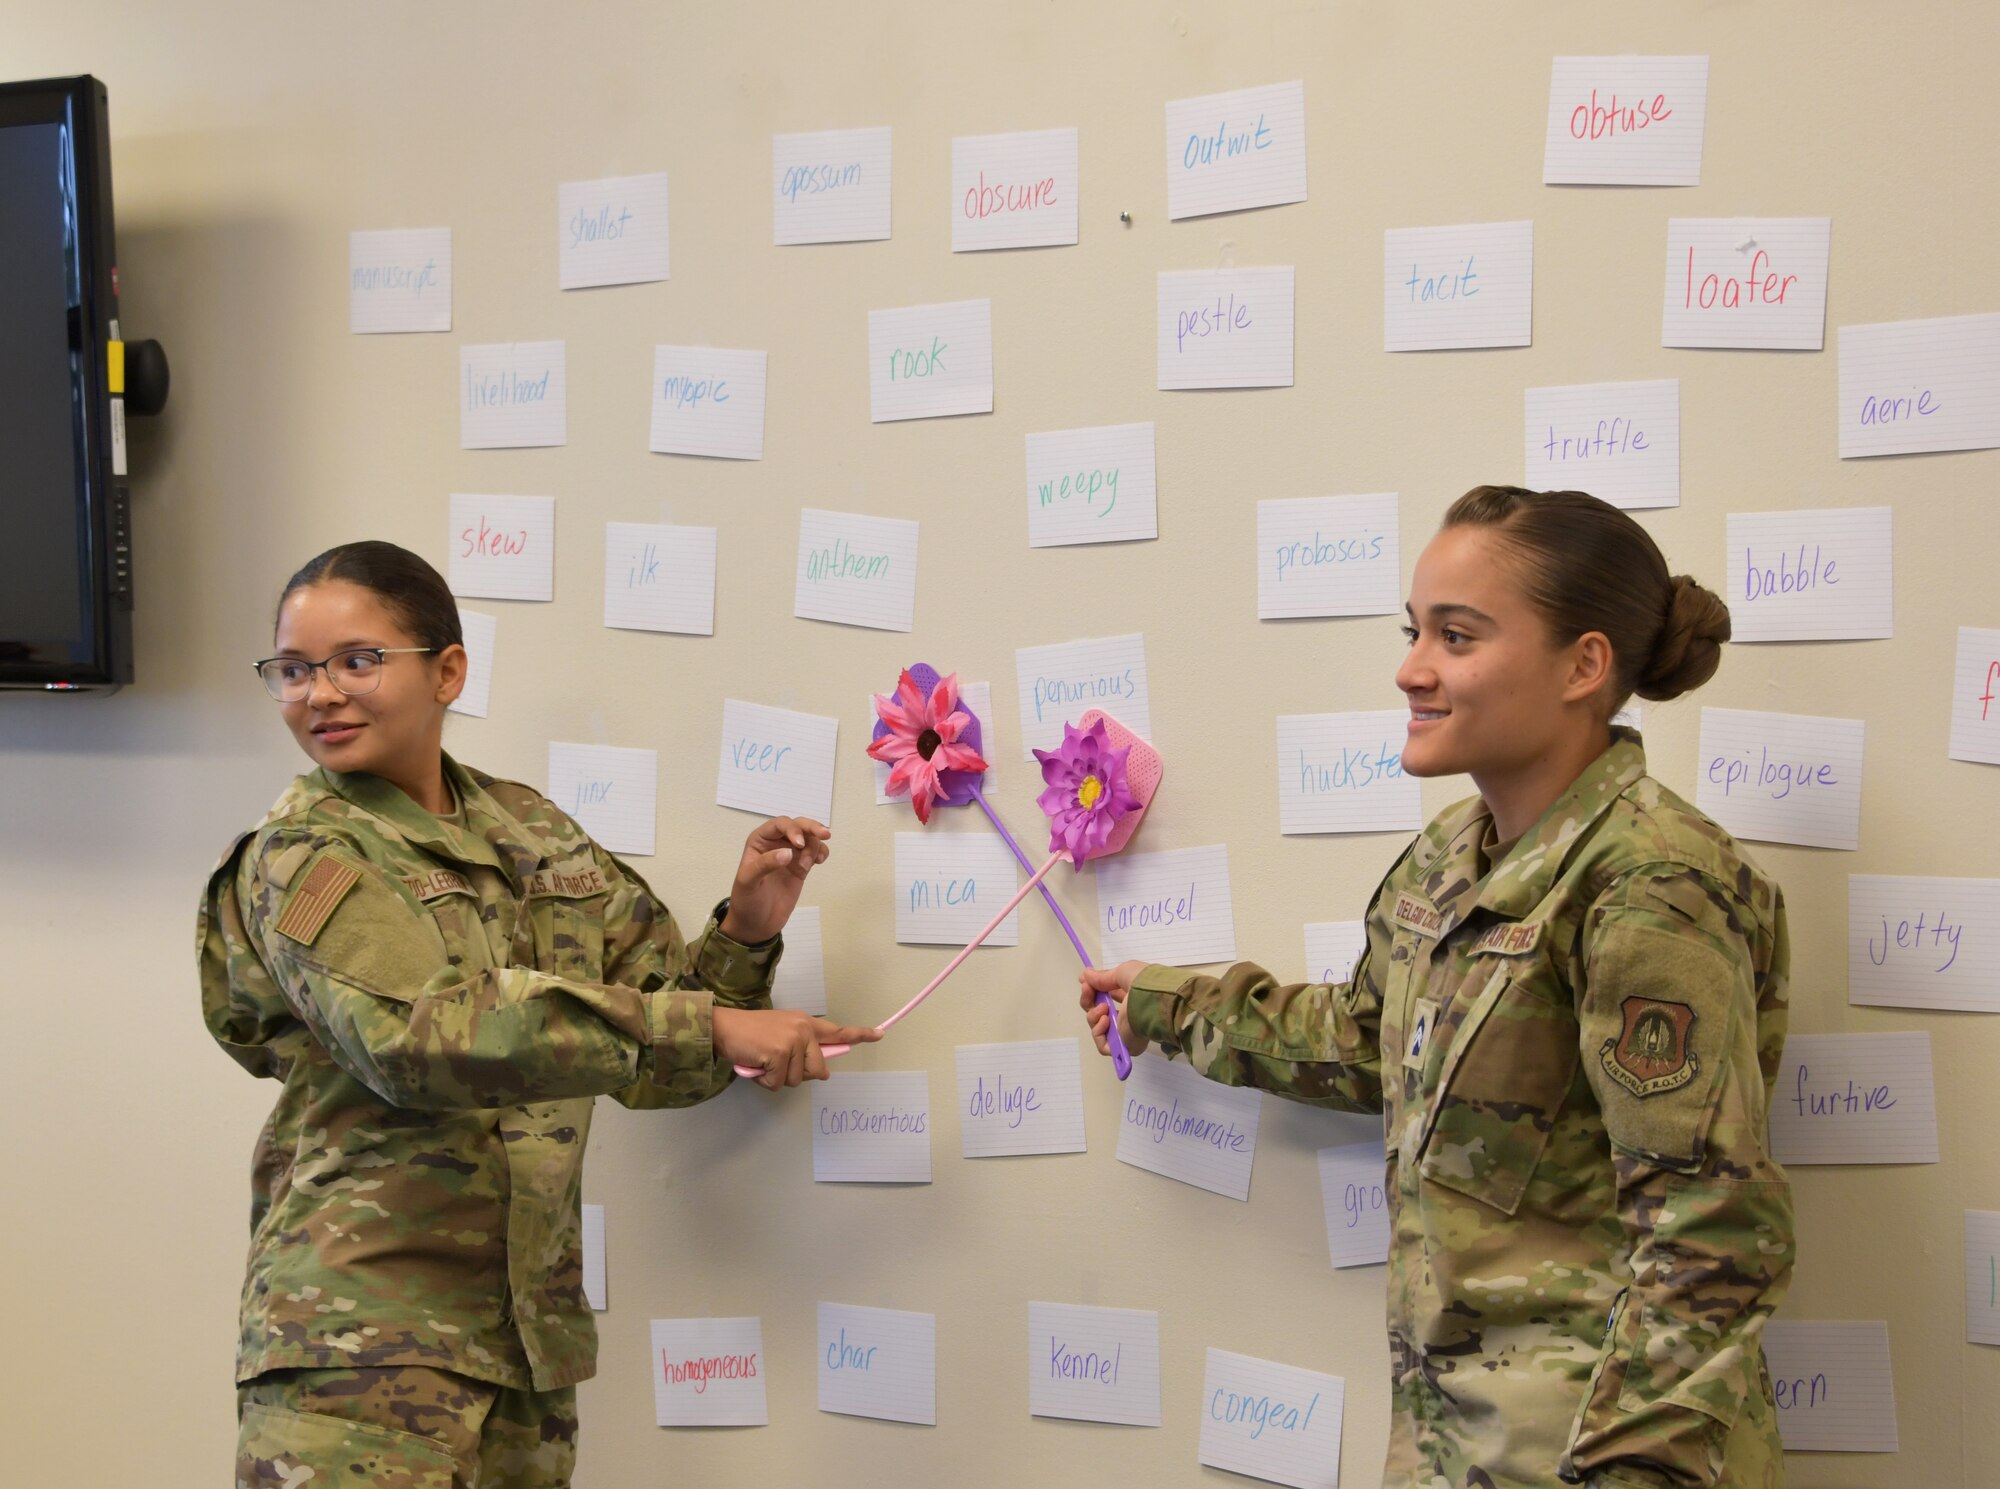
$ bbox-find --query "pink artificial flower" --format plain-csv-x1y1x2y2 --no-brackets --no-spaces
866,668,989,824
1033,719,1140,862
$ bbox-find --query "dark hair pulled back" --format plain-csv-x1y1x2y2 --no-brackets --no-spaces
276,541,463,652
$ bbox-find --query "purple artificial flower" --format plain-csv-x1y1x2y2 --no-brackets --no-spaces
1033,718,1141,862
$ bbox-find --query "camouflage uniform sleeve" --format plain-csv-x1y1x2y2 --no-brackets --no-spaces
1558,865,1795,1488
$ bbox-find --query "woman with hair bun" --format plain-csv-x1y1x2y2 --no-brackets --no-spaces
1083,487,1793,1489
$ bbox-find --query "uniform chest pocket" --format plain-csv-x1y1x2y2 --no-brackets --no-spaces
1416,969,1578,1215
533,896,606,982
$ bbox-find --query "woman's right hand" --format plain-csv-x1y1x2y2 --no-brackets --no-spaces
713,1008,881,1090
1078,961,1150,1060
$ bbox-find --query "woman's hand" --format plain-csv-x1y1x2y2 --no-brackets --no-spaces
1078,961,1150,1060
713,1008,881,1090
721,817,830,945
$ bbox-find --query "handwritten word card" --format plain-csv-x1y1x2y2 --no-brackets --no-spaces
869,299,992,422
1544,56,1708,185
1949,627,2000,765
1318,1142,1390,1269
1278,712,1422,836
1967,1212,2000,1346
795,508,918,632
651,1317,767,1427
952,128,1078,251
817,1303,936,1426
1695,708,1864,851
1304,921,1366,986
1384,221,1533,351
1524,381,1680,509
1027,1302,1161,1426
448,607,496,719
1848,874,2000,1013
1097,845,1236,966
1117,1053,1261,1200
1014,632,1151,759
1771,1032,1938,1165
1026,422,1158,548
1663,218,1831,350
558,173,668,289
581,1202,606,1310
1839,312,2000,458
1762,1319,1898,1452
955,1039,1086,1158
813,1071,931,1184
774,127,891,245
650,346,767,460
1200,1348,1345,1489
1257,494,1400,619
1157,267,1295,388
349,227,450,333
875,681,995,802
770,905,826,1015
1166,80,1307,220
1725,506,1892,642
716,700,837,825
603,522,716,635
448,494,555,603
548,742,656,857
460,341,565,448
895,832,1021,947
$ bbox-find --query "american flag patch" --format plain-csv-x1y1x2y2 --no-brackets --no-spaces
275,853,362,945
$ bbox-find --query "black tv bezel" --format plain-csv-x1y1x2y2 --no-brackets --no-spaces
0,73,130,692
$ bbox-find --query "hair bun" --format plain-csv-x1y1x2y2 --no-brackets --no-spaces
1636,576,1731,701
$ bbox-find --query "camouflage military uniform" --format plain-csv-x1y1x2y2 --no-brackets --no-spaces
1127,731,1793,1489
199,754,779,1484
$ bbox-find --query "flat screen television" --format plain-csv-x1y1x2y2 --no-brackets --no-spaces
0,74,132,691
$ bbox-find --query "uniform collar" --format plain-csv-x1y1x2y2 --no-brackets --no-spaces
320,754,514,872
1472,728,1649,920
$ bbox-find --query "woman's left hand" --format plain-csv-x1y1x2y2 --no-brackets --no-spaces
721,817,831,944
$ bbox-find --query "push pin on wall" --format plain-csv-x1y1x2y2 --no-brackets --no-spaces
1119,211,1131,226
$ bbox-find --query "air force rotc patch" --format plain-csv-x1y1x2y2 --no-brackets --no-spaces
1600,995,1699,1098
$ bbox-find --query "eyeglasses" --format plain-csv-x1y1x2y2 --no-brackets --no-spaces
252,647,436,701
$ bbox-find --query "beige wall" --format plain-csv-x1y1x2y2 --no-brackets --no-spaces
5,2,1997,1483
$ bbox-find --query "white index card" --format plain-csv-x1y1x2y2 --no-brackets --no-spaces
650,1317,767,1427
1949,627,2000,765
580,1203,607,1311
770,906,826,1015
1014,632,1151,760
1848,875,2000,1013
448,494,555,602
716,700,837,825
868,299,992,422
1770,1032,1938,1164
1028,1302,1162,1426
895,832,1021,947
1278,712,1423,836
817,1303,936,1425
1967,1212,2000,1346
1117,1052,1260,1200
603,522,716,635
1026,423,1158,547
1157,267,1295,388
1165,80,1308,220
448,607,496,719
955,1039,1086,1158
1097,845,1237,966
1725,506,1892,642
349,227,451,333
774,127,891,245
874,681,996,803
459,341,565,448
1543,56,1709,185
794,508,919,632
1200,1348,1345,1489
1318,1142,1390,1269
1524,381,1680,509
1663,218,1831,350
952,128,1078,251
649,346,767,459
558,172,668,289
1839,313,2000,458
547,742,656,857
1384,221,1533,350
1694,708,1865,851
812,1071,932,1184
1304,922,1366,986
1762,1320,1898,1452
1257,494,1401,618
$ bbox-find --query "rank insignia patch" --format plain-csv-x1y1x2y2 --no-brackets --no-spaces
1600,995,1699,1098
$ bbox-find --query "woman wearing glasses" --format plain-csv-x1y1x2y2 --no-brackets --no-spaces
199,541,877,1486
